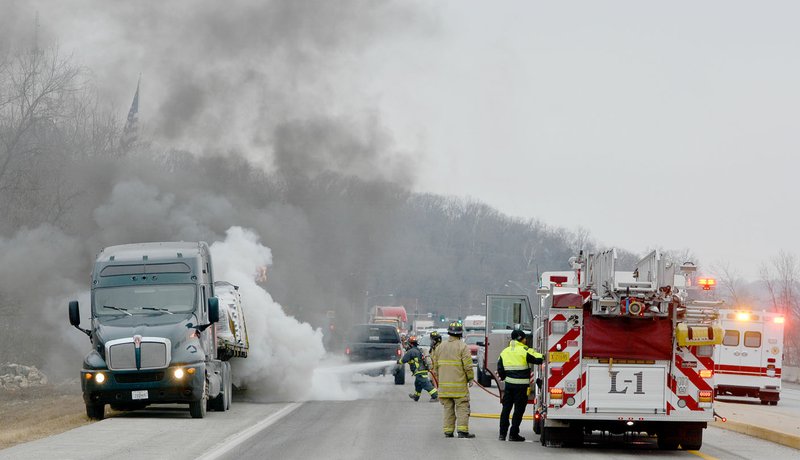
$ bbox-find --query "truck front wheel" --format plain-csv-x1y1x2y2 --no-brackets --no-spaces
190,382,208,418
86,403,105,420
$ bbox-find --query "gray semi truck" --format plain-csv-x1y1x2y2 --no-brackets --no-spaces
68,241,245,419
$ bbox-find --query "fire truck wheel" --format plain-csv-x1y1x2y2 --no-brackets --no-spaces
657,430,679,450
770,401,778,406
563,426,583,447
680,427,703,451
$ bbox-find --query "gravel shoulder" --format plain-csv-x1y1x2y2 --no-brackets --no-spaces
0,384,89,450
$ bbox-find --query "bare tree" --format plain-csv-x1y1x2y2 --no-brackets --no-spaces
0,44,98,229
712,260,745,305
760,251,800,365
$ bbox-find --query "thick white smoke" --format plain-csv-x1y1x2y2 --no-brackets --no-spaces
210,226,325,401
212,226,392,401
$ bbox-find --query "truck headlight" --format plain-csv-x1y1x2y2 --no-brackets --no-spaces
95,373,106,384
173,368,185,379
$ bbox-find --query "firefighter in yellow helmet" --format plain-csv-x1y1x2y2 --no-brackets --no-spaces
432,321,475,438
497,328,543,441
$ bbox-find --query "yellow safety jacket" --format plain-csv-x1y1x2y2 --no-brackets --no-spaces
497,340,543,386
432,336,474,398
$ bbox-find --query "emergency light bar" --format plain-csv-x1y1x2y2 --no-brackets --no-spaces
735,312,751,321
550,276,568,287
697,278,716,290
775,316,785,324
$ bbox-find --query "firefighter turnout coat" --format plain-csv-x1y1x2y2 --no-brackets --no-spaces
433,336,474,398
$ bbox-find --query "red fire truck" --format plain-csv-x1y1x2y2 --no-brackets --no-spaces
529,249,723,450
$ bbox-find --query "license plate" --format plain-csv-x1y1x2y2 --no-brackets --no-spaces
369,336,380,341
131,390,149,400
549,351,569,362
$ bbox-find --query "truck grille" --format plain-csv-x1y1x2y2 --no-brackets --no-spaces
115,372,165,383
106,337,171,370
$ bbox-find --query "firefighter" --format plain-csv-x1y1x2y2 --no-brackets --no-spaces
432,321,475,438
400,335,438,402
497,328,543,442
429,330,442,354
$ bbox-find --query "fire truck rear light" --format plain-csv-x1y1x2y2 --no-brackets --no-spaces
534,412,541,420
699,369,713,378
774,316,785,324
549,388,563,399
767,358,776,363
697,278,716,290
699,390,713,403
736,312,751,321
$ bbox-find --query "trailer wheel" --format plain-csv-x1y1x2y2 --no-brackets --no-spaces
224,362,232,410
86,403,105,421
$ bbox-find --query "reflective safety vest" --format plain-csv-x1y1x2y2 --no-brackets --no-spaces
498,340,543,386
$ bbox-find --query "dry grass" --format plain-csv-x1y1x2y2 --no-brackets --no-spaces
0,384,91,450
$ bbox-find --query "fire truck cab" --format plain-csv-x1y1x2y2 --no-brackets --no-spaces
714,309,784,405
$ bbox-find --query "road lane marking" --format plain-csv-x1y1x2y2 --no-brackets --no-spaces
197,402,303,460
470,413,533,420
687,450,719,460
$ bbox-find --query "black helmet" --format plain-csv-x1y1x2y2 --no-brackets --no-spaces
511,329,526,341
447,321,464,336
430,330,442,342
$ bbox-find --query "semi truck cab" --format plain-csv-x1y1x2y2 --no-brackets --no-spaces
68,242,232,419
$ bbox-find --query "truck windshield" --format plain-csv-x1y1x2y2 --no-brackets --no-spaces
93,284,196,317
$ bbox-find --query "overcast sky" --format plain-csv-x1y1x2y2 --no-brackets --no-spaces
17,0,800,280
366,0,800,279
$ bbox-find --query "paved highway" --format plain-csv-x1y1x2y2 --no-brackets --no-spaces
2,372,798,460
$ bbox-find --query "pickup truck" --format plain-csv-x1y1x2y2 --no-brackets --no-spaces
345,324,406,385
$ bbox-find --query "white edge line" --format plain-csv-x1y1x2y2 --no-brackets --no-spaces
197,402,303,460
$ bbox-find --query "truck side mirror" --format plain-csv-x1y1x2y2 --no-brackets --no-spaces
68,300,91,338
69,301,81,327
208,297,220,323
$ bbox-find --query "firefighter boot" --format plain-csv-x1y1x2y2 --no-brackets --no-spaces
508,434,526,442
499,432,507,441
408,393,420,402
429,394,438,402
457,431,476,439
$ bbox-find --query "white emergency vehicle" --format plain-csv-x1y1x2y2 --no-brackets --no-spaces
714,309,785,405
530,249,723,450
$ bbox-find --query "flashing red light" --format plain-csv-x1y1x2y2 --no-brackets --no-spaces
534,412,541,420
396,348,402,357
550,276,568,287
345,347,351,355
722,417,727,422
697,278,716,290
